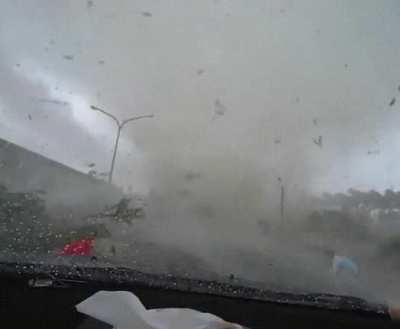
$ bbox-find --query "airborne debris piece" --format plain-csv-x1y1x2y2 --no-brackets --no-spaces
28,114,32,120
142,11,152,17
87,0,94,9
87,163,96,168
63,54,74,61
213,98,226,119
36,98,69,106
98,60,105,65
389,97,396,107
110,245,117,256
184,171,201,181
313,136,323,148
86,197,146,225
88,170,97,177
313,118,318,126
332,254,359,277
197,69,205,75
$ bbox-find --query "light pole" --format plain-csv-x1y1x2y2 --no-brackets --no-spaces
91,105,154,184
278,177,285,224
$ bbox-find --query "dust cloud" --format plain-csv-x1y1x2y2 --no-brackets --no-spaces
1,0,400,304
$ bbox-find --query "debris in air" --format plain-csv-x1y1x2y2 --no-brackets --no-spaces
36,98,69,106
63,55,74,61
141,11,152,17
28,114,32,121
213,98,226,119
98,60,105,65
367,150,380,155
87,0,94,9
389,97,396,107
197,69,205,75
313,136,323,148
184,171,201,181
313,118,318,126
110,245,116,256
87,163,96,168
88,169,97,176
274,139,281,144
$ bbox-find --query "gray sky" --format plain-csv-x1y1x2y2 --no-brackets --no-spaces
1,0,400,194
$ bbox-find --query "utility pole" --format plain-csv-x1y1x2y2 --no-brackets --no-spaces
278,177,285,224
91,105,154,184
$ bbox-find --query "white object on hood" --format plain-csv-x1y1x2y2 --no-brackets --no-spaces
76,290,247,329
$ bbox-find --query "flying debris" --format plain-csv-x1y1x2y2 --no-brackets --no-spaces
63,54,74,61
313,136,323,148
35,98,69,106
213,98,226,120
197,69,205,75
389,97,396,107
184,171,202,181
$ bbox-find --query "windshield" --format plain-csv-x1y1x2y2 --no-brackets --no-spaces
1,0,400,308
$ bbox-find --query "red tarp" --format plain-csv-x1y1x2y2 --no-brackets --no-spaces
60,238,94,256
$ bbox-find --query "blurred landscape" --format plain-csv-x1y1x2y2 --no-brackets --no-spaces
1,0,400,312
2,136,400,305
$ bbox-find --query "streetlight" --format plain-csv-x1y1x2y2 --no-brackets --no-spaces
91,105,154,184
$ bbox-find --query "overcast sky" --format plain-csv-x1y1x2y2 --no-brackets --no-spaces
1,0,400,195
